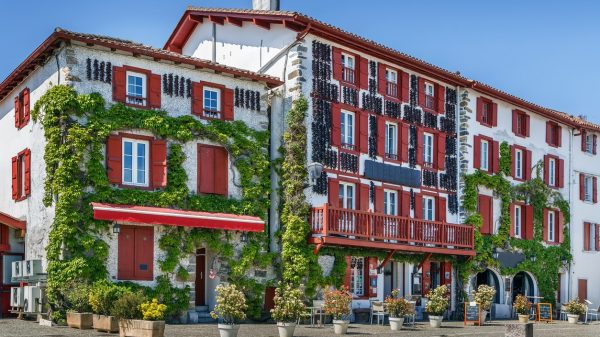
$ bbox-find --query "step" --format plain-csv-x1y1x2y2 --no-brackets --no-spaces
196,305,209,312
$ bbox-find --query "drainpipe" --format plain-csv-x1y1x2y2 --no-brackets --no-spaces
567,127,574,301
211,23,217,63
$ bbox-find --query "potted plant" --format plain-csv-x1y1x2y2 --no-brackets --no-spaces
512,294,531,323
473,284,496,323
270,282,307,337
65,283,93,329
323,288,352,335
425,285,449,328
113,291,167,337
211,283,247,337
384,290,413,331
89,281,125,332
564,299,586,324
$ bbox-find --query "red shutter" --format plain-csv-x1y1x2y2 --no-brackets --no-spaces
596,224,600,252
417,77,425,107
400,71,409,102
478,195,492,234
583,223,590,251
558,211,564,244
106,135,122,184
198,145,215,194
14,96,20,128
436,197,446,223
400,191,410,217
359,113,369,153
11,156,18,200
594,135,597,154
359,184,370,211
582,130,587,151
24,149,31,196
542,209,549,242
344,256,352,289
22,88,30,126
491,141,500,174
151,140,167,188
416,128,424,166
524,205,534,240
557,126,562,147
558,159,564,188
544,155,550,185
400,123,409,162
360,58,371,91
332,47,343,82
377,117,385,157
545,121,552,145
331,104,341,147
148,74,161,109
374,186,384,213
118,226,135,280
524,150,532,180
512,110,518,135
579,173,585,201
191,82,204,116
222,88,234,120
491,103,498,127
476,98,482,123
436,133,445,170
473,135,481,169
328,179,339,206
134,226,154,280
112,66,126,102
510,146,516,178
435,83,445,114
509,203,515,237
214,147,229,196
414,194,423,219
594,176,598,204
524,114,530,137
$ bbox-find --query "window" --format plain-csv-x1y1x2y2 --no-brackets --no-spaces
122,138,149,187
386,69,398,97
203,87,221,119
14,88,30,129
548,210,555,242
423,196,435,221
11,149,30,201
584,222,599,251
385,123,398,159
515,149,523,179
584,175,593,202
548,158,556,187
118,225,153,281
547,122,561,147
198,145,229,196
480,140,489,171
338,182,355,210
384,190,397,216
423,133,434,166
341,54,355,83
350,257,364,296
126,71,147,106
585,134,594,154
424,82,435,109
482,101,493,125
513,110,529,137
514,205,522,238
340,110,355,150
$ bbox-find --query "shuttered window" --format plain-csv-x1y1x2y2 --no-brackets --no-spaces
14,88,30,129
112,65,161,108
118,225,154,281
11,149,31,201
546,121,562,147
476,97,497,127
478,194,493,234
192,81,234,120
512,110,529,137
197,144,228,196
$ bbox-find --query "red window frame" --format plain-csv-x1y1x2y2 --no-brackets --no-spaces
510,145,531,181
512,110,529,137
14,88,30,129
546,121,562,147
12,149,30,201
543,154,563,189
476,97,496,127
117,225,154,281
583,222,600,252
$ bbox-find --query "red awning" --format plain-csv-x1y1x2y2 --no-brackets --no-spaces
0,211,26,231
90,202,264,232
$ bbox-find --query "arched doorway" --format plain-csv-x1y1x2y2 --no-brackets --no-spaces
512,272,535,303
476,269,501,304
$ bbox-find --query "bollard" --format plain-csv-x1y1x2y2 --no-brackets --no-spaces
505,323,533,337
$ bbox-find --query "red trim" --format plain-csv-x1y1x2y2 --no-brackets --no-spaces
0,211,26,231
91,202,264,232
308,237,475,256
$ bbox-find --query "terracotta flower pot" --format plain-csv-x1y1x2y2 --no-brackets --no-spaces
93,314,119,333
119,319,165,337
518,314,529,323
67,312,93,329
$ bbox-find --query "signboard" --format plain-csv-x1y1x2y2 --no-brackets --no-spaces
537,303,552,322
464,302,481,325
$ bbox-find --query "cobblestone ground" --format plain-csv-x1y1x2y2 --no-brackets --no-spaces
1,319,599,337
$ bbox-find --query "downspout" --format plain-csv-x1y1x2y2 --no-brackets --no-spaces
567,127,574,301
211,23,217,63
55,54,60,85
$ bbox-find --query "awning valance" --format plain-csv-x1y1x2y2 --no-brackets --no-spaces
90,202,264,232
0,211,26,231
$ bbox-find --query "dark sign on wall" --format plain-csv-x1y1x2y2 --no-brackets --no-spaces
364,160,421,187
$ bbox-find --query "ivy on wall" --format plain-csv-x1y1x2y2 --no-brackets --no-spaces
32,85,274,320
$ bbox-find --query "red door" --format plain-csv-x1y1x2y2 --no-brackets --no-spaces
195,248,206,306
578,279,588,303
134,227,154,281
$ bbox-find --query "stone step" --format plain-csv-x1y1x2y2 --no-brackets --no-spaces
196,305,209,312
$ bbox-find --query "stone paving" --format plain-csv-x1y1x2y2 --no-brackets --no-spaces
1,319,600,337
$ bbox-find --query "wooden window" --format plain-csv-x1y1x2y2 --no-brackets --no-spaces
422,196,435,221
385,69,398,97
478,194,493,234
423,132,434,167
341,110,355,150
113,65,161,108
547,210,556,242
197,144,228,196
473,135,499,174
122,138,149,187
118,225,154,281
480,139,489,171
341,53,356,84
512,110,529,137
424,82,435,110
544,155,563,188
543,209,563,244
583,222,600,252
14,88,30,129
477,97,497,127
11,149,31,201
578,279,587,303
581,130,597,154
192,81,234,121
546,121,562,147
511,145,531,181
384,189,398,216
385,122,398,160
338,182,356,210
126,71,147,106
514,205,522,238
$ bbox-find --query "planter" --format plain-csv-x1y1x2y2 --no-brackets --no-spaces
332,319,349,335
567,314,579,324
93,314,119,333
276,322,296,337
119,319,165,337
67,312,93,329
480,310,488,324
518,314,529,323
389,317,404,331
217,323,240,337
429,315,443,328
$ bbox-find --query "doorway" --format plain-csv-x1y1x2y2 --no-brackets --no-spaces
475,269,501,304
195,248,206,306
512,271,535,303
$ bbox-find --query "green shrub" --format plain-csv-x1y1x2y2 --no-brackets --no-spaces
64,282,92,313
111,291,146,320
89,280,127,316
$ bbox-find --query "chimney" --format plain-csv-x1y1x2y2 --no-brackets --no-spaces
252,0,280,10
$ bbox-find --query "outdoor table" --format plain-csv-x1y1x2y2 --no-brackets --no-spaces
526,296,543,320
307,306,324,327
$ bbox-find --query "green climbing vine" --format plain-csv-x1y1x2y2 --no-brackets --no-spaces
32,85,274,320
457,141,571,304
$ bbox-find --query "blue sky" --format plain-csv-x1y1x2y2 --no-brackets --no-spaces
1,0,599,122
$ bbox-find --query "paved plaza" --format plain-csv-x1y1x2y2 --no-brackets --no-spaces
1,319,600,337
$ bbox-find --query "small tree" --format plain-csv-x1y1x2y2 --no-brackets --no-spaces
270,282,307,323
512,294,530,315
210,284,247,325
425,285,449,316
473,284,496,311
565,299,586,316
323,289,352,320
384,290,414,318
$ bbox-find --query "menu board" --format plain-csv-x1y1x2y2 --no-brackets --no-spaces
464,302,480,325
537,303,552,322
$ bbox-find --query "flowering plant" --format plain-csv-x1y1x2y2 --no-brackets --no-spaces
512,294,530,315
384,290,414,318
565,299,586,316
425,285,449,316
473,284,496,311
270,282,307,323
140,299,167,321
323,288,352,320
210,283,247,324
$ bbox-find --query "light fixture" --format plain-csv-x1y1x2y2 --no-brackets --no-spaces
530,255,536,262
112,223,121,234
306,162,324,187
240,232,248,243
492,247,499,259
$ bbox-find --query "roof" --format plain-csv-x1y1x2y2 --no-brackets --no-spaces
0,28,283,102
165,7,600,132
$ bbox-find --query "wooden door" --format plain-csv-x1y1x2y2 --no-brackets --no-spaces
134,227,154,281
195,248,206,306
578,279,588,302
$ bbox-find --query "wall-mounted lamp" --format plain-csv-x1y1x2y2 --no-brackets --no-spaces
112,223,121,234
306,162,324,188
530,255,537,262
240,232,248,243
492,247,499,259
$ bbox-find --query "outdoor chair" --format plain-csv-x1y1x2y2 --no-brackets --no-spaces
587,304,599,322
307,300,326,327
559,304,568,321
370,301,388,325
404,301,416,326
585,300,593,323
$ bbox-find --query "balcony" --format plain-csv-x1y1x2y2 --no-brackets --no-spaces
309,205,475,256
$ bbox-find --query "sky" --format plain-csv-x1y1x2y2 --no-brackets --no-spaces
1,0,599,122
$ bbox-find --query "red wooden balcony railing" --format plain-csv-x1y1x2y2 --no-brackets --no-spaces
310,205,474,253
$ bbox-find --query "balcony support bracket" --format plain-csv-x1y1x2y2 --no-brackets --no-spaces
313,238,324,255
417,253,432,271
377,250,396,270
